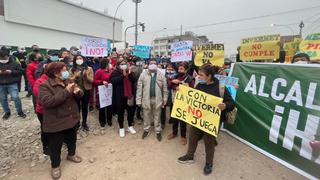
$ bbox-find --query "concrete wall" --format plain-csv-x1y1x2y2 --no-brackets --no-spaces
0,0,123,49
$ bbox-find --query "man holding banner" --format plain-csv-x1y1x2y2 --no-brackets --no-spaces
176,64,235,175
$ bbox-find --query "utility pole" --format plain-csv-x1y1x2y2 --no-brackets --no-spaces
133,0,142,45
299,21,305,37
180,24,183,36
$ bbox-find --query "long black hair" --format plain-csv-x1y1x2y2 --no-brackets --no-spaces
199,63,220,82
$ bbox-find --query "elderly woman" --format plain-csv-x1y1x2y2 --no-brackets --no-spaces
39,62,83,179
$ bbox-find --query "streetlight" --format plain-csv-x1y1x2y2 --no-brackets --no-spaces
112,0,128,49
124,23,145,48
133,0,142,45
270,23,295,38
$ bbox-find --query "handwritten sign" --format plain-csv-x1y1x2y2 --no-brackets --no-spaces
171,85,223,137
240,34,280,61
81,37,109,57
215,75,239,100
299,33,320,61
194,43,224,67
133,45,151,59
171,41,193,62
98,84,113,108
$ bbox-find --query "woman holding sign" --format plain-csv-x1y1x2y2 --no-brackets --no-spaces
94,58,113,127
178,64,235,175
109,58,137,138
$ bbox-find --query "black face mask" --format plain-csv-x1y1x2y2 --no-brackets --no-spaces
33,49,39,53
38,57,44,62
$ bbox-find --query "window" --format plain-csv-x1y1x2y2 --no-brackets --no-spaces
160,45,167,50
154,40,159,44
160,40,167,44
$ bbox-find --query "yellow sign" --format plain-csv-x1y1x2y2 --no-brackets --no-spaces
170,85,223,137
284,38,302,63
240,34,280,61
299,33,320,61
194,44,224,67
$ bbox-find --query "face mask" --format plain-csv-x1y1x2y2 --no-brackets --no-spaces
69,62,74,66
225,68,230,74
0,59,9,64
38,57,44,62
33,49,39,53
120,64,127,70
198,79,206,84
61,71,70,80
76,59,84,65
294,61,308,64
50,55,59,61
148,64,157,71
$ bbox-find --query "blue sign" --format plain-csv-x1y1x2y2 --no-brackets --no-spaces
215,75,239,100
133,45,151,59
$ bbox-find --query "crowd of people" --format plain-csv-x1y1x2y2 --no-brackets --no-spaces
0,44,319,179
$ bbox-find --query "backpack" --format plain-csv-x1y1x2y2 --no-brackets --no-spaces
219,85,238,125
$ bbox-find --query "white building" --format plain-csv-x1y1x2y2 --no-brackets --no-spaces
0,0,123,50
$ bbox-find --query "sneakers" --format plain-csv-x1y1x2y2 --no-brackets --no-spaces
203,163,213,175
156,133,162,142
167,133,177,140
128,126,137,134
18,112,26,118
119,128,125,138
2,112,11,120
142,131,149,139
180,138,187,145
178,154,194,164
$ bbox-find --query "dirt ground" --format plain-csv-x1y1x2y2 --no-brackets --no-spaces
0,88,305,180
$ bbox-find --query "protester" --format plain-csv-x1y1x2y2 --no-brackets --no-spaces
0,48,26,120
291,53,311,64
136,58,168,141
27,45,40,62
94,58,113,127
87,57,101,111
33,65,49,155
70,55,94,131
26,52,40,110
275,42,286,63
178,63,235,175
167,62,194,145
13,47,28,93
109,58,137,137
36,50,60,79
110,51,118,68
165,63,177,124
59,48,72,68
236,46,242,62
38,62,83,179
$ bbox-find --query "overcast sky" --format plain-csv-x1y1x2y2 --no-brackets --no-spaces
69,0,320,55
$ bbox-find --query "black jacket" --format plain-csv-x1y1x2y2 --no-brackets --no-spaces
0,56,22,85
109,68,137,114
36,59,51,79
195,78,235,124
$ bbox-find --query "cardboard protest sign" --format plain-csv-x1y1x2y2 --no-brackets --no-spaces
171,41,193,62
215,75,239,100
98,84,113,108
284,38,302,63
81,37,109,57
299,33,320,61
171,85,223,137
194,43,224,67
240,34,280,61
133,45,151,59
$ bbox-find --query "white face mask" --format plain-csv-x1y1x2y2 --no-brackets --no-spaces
294,61,308,64
76,59,83,65
148,64,157,71
0,59,9,64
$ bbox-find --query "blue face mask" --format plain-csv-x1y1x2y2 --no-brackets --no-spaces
50,55,59,61
61,71,69,80
120,64,127,70
198,79,206,84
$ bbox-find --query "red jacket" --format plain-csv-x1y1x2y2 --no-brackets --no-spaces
26,61,39,87
33,74,48,113
110,58,117,68
94,68,112,86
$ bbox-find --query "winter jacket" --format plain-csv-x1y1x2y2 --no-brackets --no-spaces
33,74,48,114
26,61,39,87
0,56,22,85
94,68,112,86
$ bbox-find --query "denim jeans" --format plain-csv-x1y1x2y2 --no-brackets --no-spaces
0,83,23,113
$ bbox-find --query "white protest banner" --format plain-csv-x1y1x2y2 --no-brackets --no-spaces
171,41,193,62
98,84,113,108
81,37,109,57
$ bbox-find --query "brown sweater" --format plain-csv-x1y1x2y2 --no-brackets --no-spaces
38,78,83,133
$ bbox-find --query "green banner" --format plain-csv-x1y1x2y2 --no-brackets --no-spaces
224,63,320,179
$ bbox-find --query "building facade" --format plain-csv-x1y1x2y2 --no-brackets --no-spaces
0,0,123,50
152,31,209,57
